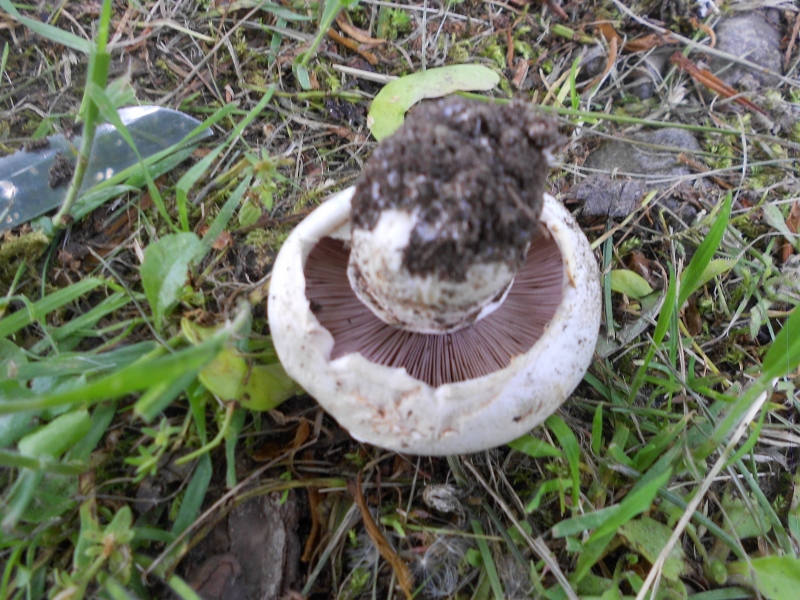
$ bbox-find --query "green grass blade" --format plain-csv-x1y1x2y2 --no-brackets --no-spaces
196,175,251,261
679,193,732,307
0,0,93,53
0,278,105,339
471,519,505,599
628,266,677,401
588,465,673,543
546,415,581,510
167,575,204,600
86,83,171,228
175,90,274,230
761,304,800,381
0,341,221,415
171,454,212,536
134,369,200,422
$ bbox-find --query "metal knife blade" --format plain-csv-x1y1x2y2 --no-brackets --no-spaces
0,106,212,231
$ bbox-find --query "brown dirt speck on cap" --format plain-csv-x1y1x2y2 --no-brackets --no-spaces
350,97,563,282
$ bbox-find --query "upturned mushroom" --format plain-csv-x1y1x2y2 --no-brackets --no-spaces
268,98,601,455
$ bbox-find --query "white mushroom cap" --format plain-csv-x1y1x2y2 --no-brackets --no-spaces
267,187,601,455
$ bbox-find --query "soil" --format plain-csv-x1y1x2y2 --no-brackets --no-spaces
349,97,563,282
48,152,74,188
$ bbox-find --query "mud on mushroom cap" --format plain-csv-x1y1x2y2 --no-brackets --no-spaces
347,98,563,333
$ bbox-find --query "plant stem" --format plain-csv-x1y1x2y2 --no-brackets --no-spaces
52,0,112,228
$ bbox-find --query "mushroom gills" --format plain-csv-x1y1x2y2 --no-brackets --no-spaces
305,230,564,388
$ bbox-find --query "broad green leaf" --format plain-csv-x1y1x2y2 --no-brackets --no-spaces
610,269,653,300
695,259,737,290
762,203,797,245
728,556,800,600
367,65,500,140
617,517,688,581
721,492,771,539
141,232,202,328
239,363,300,411
0,411,38,448
182,319,300,411
20,472,78,524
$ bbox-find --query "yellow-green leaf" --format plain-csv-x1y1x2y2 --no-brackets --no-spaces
610,269,653,300
367,65,500,141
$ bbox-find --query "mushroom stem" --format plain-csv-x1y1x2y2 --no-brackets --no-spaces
346,97,563,334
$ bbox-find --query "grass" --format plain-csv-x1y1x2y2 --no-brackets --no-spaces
1,0,800,599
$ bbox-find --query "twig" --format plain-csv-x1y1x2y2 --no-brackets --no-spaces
332,64,397,83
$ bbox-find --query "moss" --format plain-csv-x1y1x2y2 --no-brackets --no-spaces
449,40,471,63
376,7,411,40
481,42,507,70
0,230,50,286
244,228,289,253
512,39,534,61
618,237,643,256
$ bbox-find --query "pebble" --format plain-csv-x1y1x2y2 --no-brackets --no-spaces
710,11,784,89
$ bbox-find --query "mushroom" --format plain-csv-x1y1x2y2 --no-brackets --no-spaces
268,98,601,455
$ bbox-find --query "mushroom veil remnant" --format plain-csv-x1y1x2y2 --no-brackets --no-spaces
268,98,601,455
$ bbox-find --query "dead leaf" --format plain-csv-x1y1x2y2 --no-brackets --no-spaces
335,13,385,46
351,473,414,599
327,29,378,66
624,33,678,53
781,200,800,262
301,484,321,563
670,52,767,115
595,22,621,46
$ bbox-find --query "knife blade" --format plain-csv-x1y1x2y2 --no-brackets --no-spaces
0,106,212,231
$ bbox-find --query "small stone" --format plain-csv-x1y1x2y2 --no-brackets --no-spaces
710,12,783,89
576,128,702,222
572,178,647,219
583,128,700,178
